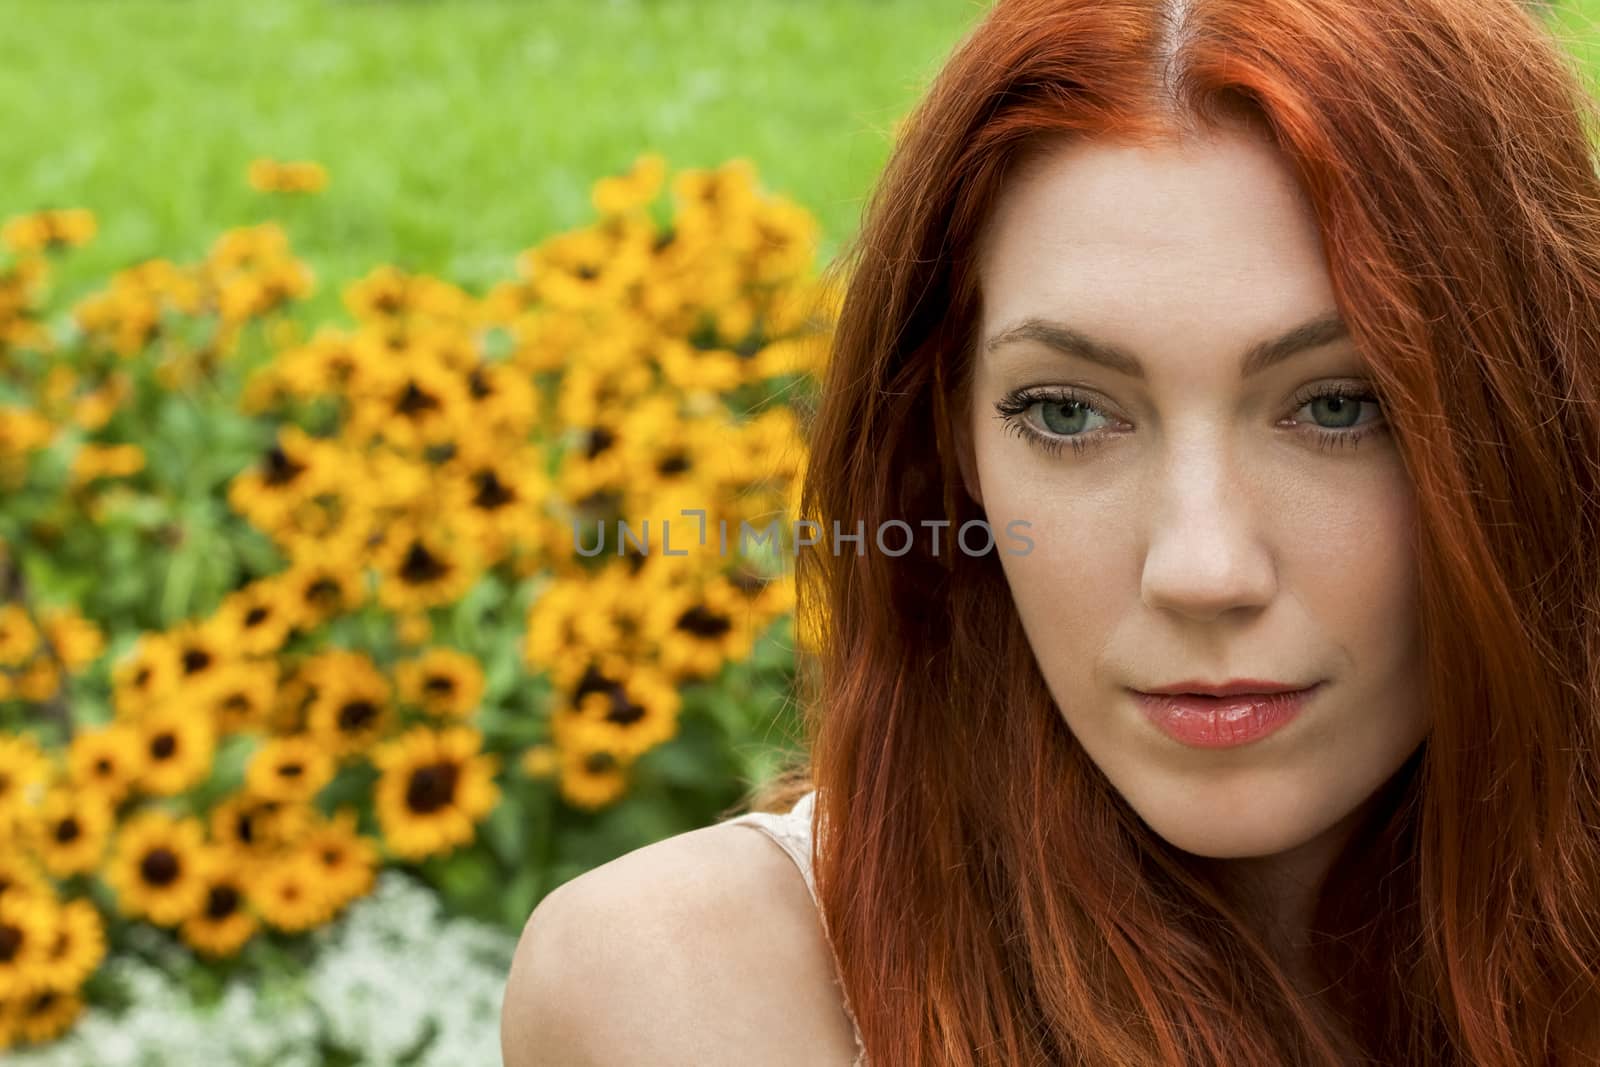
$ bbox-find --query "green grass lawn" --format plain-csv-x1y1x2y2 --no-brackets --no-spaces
0,0,1593,321
0,0,990,317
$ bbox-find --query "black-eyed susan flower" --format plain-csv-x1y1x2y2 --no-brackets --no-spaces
372,726,500,861
0,734,49,834
27,788,112,878
303,651,392,757
248,851,333,933
9,987,84,1045
212,578,296,658
243,734,334,803
209,792,311,862
345,351,470,451
279,557,366,631
1,209,96,254
556,740,631,812
0,603,39,667
204,657,278,735
644,574,760,683
371,520,481,615
13,656,60,703
0,891,56,998
109,633,179,718
105,810,208,926
65,723,143,803
0,854,49,902
522,578,625,690
520,744,559,780
395,647,484,720
552,658,682,761
297,808,377,911
179,851,257,958
131,700,216,797
246,158,328,194
591,152,668,217
33,897,104,993
67,441,145,488
517,222,651,313
36,606,105,672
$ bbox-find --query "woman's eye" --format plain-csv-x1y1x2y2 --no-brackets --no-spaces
1296,390,1379,430
1035,398,1107,436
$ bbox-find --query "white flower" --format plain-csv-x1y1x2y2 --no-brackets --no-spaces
5,871,517,1066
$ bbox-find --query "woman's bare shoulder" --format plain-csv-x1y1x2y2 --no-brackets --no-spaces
500,819,861,1067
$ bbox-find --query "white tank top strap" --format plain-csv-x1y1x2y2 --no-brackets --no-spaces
722,789,869,1067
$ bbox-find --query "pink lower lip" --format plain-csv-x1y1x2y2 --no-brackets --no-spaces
1131,683,1321,748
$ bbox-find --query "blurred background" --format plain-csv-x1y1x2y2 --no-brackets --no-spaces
0,1,1593,1063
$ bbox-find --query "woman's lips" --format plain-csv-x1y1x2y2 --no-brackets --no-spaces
1130,682,1323,748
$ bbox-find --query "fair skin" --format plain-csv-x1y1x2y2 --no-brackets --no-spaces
501,820,862,1065
958,123,1430,983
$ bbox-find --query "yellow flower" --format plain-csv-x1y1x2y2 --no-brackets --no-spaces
520,744,559,780
204,657,279,734
180,850,257,958
297,808,377,911
212,579,296,658
0,854,50,902
9,988,84,1044
645,574,760,683
591,152,668,217
105,810,208,926
65,723,144,803
1,209,96,254
208,793,310,862
34,897,105,992
280,557,366,631
248,851,334,933
550,656,682,761
247,159,329,194
0,603,40,666
372,726,500,861
371,521,481,615
68,441,144,487
244,734,334,803
132,699,217,797
303,651,392,757
0,891,57,998
395,647,484,720
27,787,112,878
14,657,60,702
38,606,105,672
110,633,179,718
555,740,631,812
0,734,50,834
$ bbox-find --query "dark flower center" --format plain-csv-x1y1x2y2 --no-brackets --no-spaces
206,885,240,919
150,732,177,760
676,606,732,639
140,847,180,886
472,470,515,510
53,817,81,843
263,445,306,486
338,700,378,731
405,762,460,814
395,381,441,416
400,543,449,584
0,922,21,962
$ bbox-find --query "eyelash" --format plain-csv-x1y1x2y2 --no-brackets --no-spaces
991,383,1387,459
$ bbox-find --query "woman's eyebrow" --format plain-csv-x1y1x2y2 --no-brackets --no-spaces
982,310,1350,381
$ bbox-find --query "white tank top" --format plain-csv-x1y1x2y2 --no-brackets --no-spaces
720,789,869,1066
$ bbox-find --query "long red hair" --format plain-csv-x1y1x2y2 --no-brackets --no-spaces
746,0,1600,1062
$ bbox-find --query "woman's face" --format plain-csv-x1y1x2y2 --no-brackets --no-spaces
963,126,1428,860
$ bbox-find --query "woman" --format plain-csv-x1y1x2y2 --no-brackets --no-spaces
502,0,1600,1063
